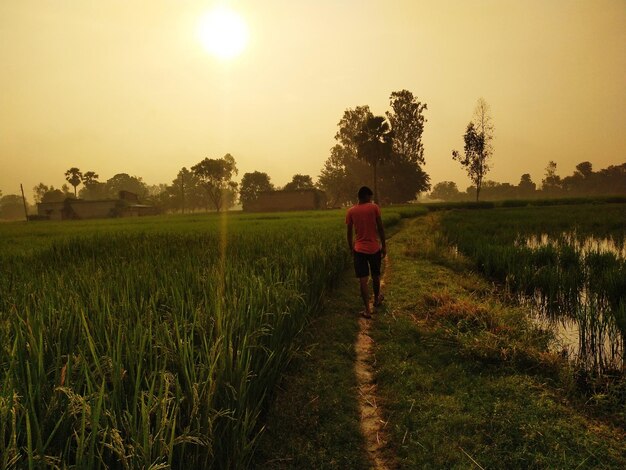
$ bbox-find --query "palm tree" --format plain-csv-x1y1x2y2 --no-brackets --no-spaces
355,116,393,203
65,167,83,198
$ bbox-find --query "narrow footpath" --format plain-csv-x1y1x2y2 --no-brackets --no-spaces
354,257,394,469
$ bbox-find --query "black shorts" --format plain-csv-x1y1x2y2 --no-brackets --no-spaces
353,250,382,278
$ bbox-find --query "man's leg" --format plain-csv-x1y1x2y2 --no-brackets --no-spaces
371,251,383,306
359,276,371,316
354,251,372,317
372,275,380,304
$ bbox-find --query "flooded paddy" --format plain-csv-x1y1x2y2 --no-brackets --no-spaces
440,204,626,377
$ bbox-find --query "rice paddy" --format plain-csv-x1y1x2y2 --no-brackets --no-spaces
0,207,424,469
440,203,626,375
2,202,622,468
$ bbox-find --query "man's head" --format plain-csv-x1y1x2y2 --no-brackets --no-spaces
357,186,373,203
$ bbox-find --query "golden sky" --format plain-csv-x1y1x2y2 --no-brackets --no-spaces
1,0,625,199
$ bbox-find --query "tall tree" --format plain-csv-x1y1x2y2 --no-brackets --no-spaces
452,99,494,202
283,174,314,191
320,95,431,206
318,144,369,207
452,122,487,201
240,171,274,209
355,115,394,202
541,160,561,196
191,154,238,212
64,167,82,197
335,106,373,154
386,89,427,165
318,107,373,206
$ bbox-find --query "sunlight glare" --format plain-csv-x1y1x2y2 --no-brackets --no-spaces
197,6,249,60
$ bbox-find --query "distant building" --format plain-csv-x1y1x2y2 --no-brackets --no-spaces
245,188,327,212
36,191,159,220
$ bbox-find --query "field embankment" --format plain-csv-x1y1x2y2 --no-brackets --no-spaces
260,207,626,468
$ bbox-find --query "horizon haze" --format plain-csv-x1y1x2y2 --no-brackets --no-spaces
1,0,625,201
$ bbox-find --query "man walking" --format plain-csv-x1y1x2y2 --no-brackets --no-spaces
346,186,386,319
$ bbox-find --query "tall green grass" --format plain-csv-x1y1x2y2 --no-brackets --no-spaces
0,208,409,468
439,204,626,375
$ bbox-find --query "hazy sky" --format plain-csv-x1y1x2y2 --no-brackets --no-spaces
1,0,625,200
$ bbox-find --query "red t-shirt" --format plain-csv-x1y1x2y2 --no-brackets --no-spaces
345,202,381,254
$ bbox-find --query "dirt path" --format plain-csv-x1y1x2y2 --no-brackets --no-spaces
355,257,394,469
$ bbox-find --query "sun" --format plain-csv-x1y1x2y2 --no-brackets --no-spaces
197,6,249,60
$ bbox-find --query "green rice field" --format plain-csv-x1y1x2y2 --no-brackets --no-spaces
2,202,623,468
0,208,422,469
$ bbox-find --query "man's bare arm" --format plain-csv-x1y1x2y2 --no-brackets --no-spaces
376,216,386,257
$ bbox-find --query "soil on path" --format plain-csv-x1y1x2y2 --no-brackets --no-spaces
354,257,395,469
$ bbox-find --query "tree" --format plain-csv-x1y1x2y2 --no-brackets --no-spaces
575,161,593,179
355,115,394,202
105,173,148,199
320,94,431,206
33,183,50,203
318,144,370,207
191,154,238,212
81,171,99,186
41,188,67,203
384,90,431,200
430,181,462,201
562,161,595,195
386,89,427,165
452,122,487,201
79,182,108,200
76,171,105,200
65,167,83,197
240,171,274,209
163,167,207,213
336,106,373,154
452,98,494,202
318,107,373,206
517,173,536,198
541,161,561,196
283,174,314,191
596,163,626,196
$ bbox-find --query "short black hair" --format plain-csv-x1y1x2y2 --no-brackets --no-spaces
357,186,373,200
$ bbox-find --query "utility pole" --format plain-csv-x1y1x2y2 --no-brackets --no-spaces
20,184,28,221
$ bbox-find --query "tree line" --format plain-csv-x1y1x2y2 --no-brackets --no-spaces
1,89,624,219
430,160,626,202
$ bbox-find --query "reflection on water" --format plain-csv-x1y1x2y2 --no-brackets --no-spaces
513,233,625,373
524,297,624,371
522,232,626,259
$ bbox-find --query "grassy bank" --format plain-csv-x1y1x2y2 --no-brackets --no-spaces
259,212,626,467
371,214,625,468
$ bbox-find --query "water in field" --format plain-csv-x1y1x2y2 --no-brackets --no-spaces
515,232,626,373
522,232,626,260
526,305,623,372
